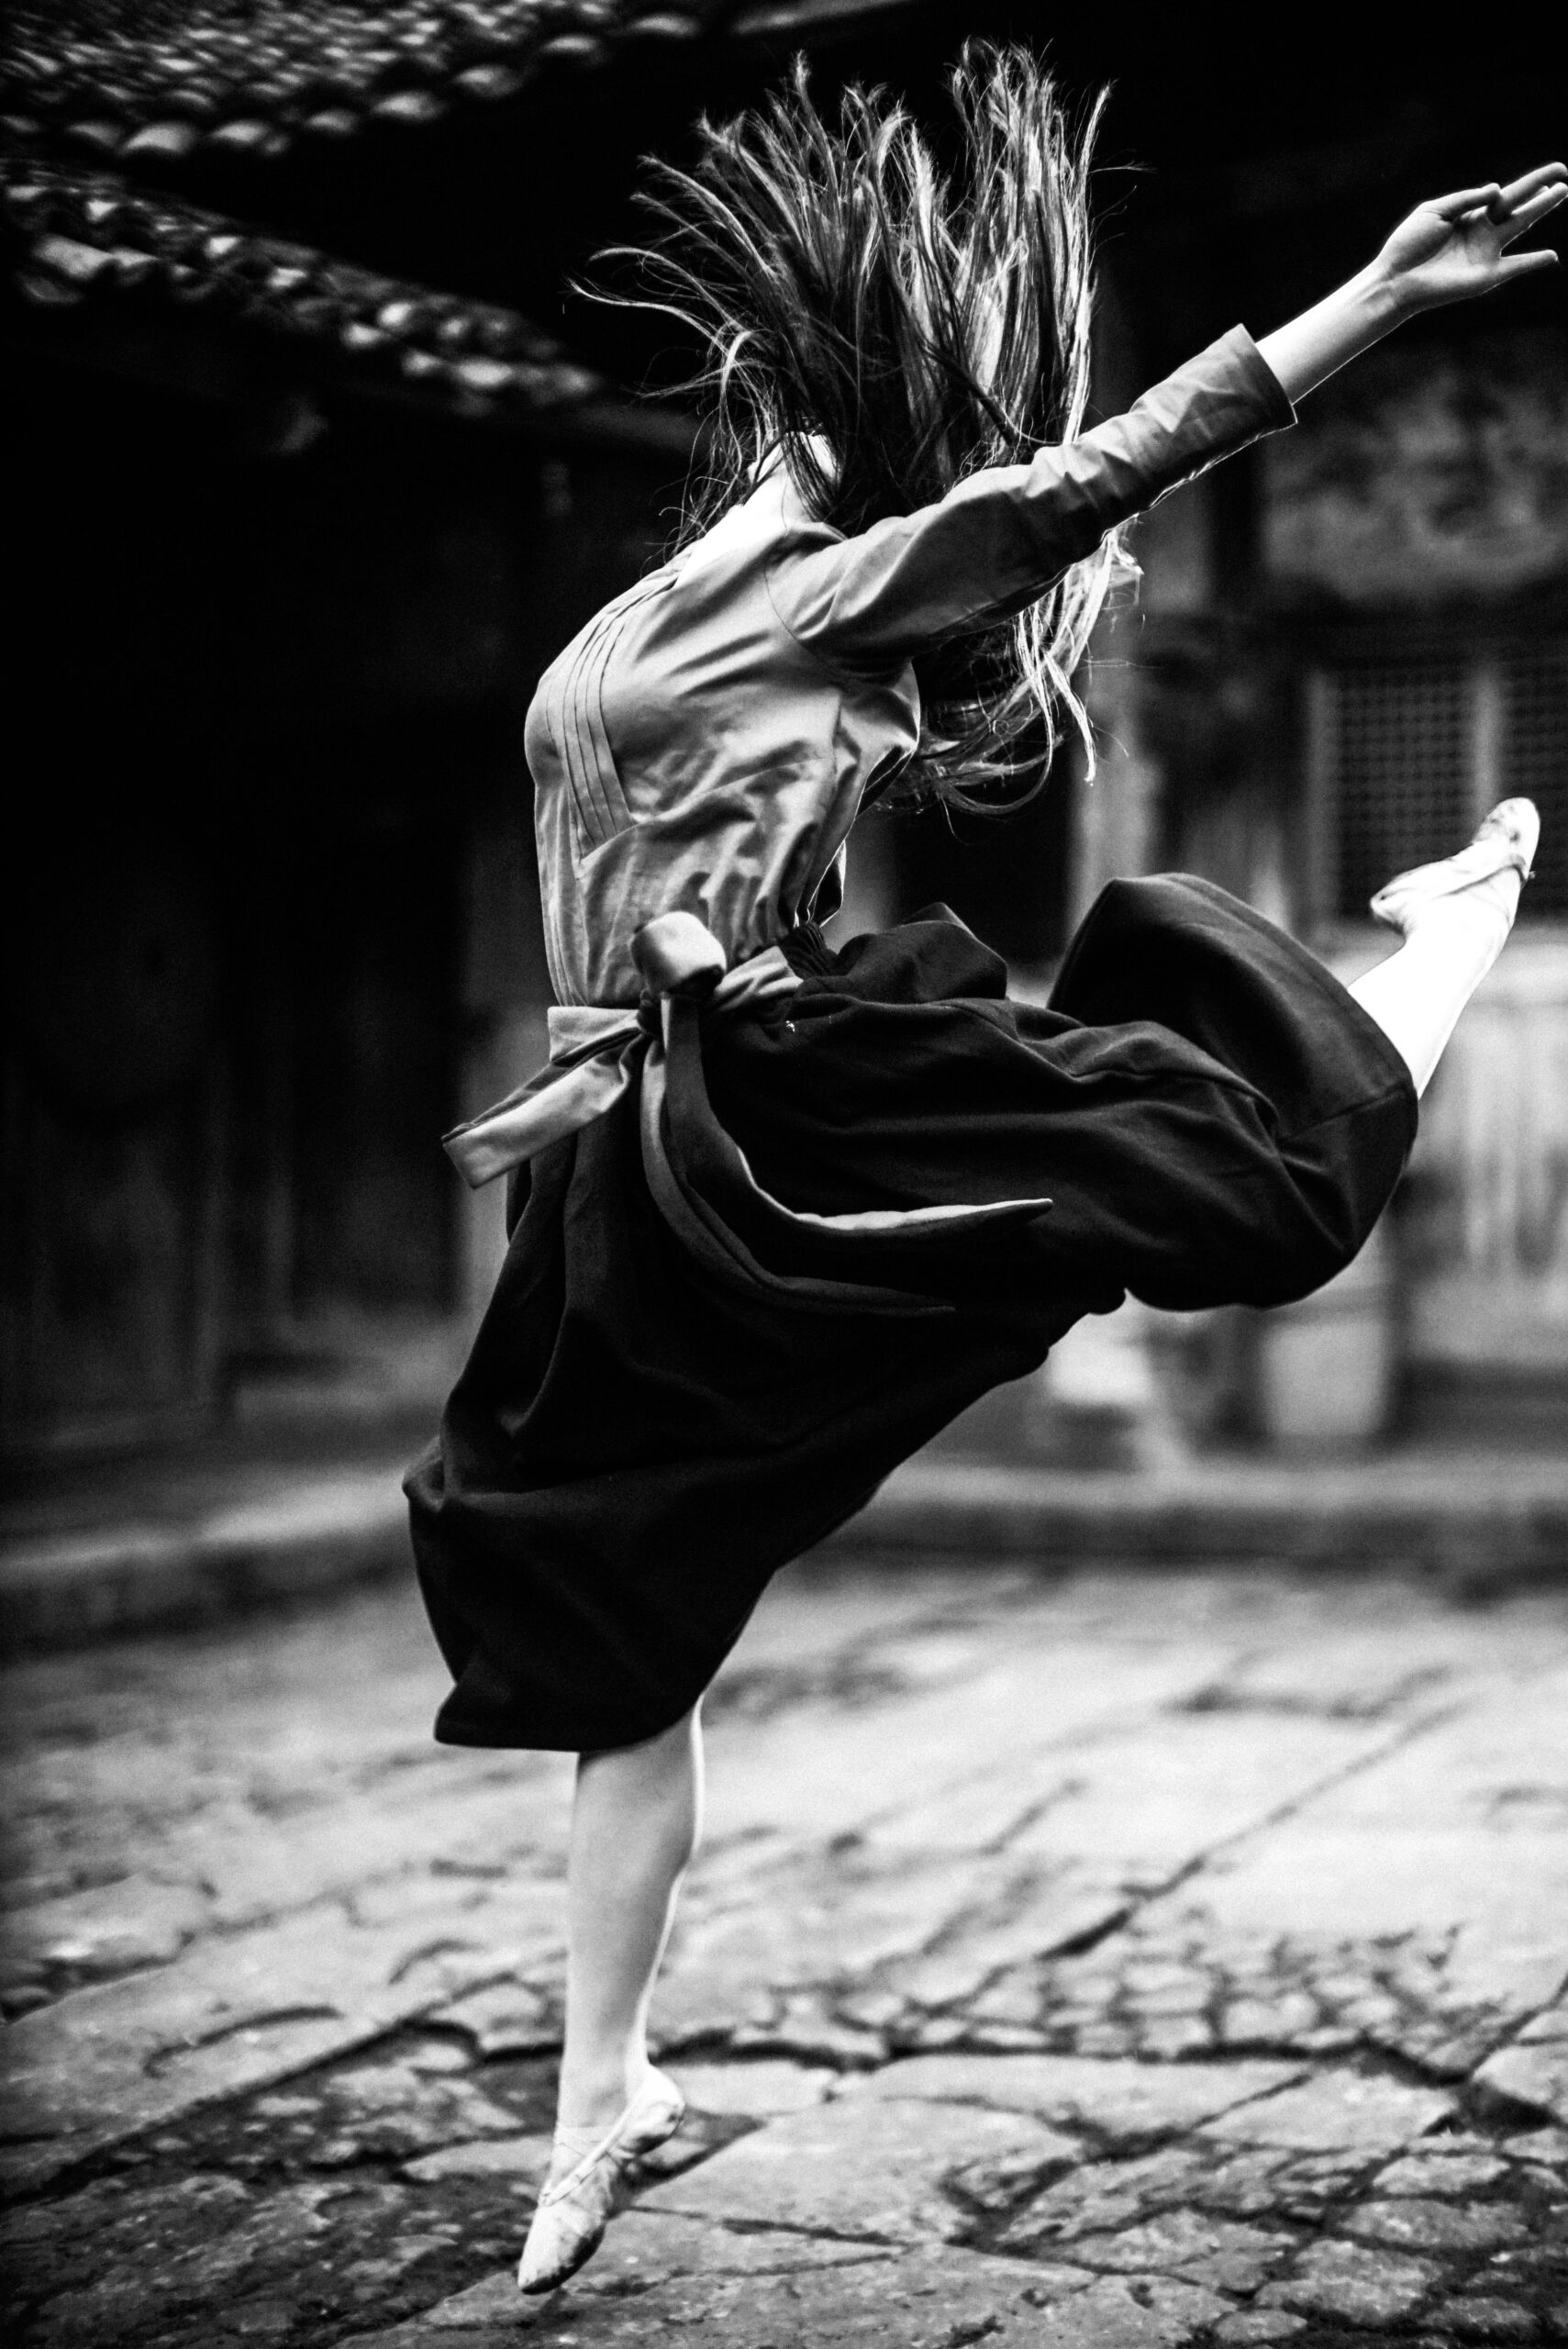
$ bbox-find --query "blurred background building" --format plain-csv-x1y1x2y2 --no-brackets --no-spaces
3,0,1565,1476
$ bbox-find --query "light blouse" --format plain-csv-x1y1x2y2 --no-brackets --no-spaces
524,325,1294,1012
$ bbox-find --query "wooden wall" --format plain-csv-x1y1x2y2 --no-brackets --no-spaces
1,361,679,1456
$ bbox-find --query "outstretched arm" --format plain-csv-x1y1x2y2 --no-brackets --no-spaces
1255,163,1565,402
767,164,1565,672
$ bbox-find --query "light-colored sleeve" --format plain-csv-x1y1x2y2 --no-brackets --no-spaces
765,327,1294,671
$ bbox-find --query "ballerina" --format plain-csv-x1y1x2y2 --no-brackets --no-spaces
402,46,1562,2294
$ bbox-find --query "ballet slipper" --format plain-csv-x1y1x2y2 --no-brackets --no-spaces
517,2066,685,2295
1369,797,1539,934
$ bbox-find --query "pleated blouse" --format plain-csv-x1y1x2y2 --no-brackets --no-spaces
523,327,1294,1011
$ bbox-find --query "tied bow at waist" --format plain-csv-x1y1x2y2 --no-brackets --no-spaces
442,912,802,1189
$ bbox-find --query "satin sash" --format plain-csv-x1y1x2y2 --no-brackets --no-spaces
442,920,803,1189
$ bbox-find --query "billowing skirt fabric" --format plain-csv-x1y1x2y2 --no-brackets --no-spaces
406,876,1416,1752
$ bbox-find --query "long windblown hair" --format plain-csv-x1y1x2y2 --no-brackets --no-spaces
601,44,1124,807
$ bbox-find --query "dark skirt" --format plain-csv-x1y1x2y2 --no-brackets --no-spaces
406,876,1416,1753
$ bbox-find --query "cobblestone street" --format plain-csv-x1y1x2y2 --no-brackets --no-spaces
3,1555,1566,2347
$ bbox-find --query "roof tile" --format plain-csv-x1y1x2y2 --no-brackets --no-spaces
2,2,896,169
3,156,615,427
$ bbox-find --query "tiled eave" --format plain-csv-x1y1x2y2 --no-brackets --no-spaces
1,0,913,173
2,158,695,449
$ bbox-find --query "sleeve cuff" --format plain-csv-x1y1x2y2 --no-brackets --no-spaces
1220,322,1297,432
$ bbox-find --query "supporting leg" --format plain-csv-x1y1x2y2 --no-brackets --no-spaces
556,1702,704,2129
517,1705,703,2292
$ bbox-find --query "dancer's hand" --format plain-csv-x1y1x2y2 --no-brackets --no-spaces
1372,167,1566,317
1257,163,1566,401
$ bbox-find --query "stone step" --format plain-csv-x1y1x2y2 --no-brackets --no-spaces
5,1442,1566,1653
853,1453,1568,1584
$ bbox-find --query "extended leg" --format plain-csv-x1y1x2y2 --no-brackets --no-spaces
1346,798,1538,1097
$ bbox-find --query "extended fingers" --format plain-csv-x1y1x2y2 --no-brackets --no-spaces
1429,167,1567,225
1496,181,1568,243
1493,161,1568,214
1496,247,1560,284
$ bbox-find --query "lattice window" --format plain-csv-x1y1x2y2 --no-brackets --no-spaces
1310,649,1568,919
1502,651,1568,913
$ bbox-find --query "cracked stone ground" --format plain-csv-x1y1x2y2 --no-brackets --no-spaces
2,1561,1566,2346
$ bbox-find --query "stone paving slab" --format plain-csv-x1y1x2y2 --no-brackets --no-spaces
639,2089,1080,2242
0,1589,571,1954
4,1561,1568,2346
0,1767,570,1987
835,2053,1306,2136
340,2235,1230,2347
0,1875,567,2191
1476,1992,1568,2126
1119,1664,1568,2076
